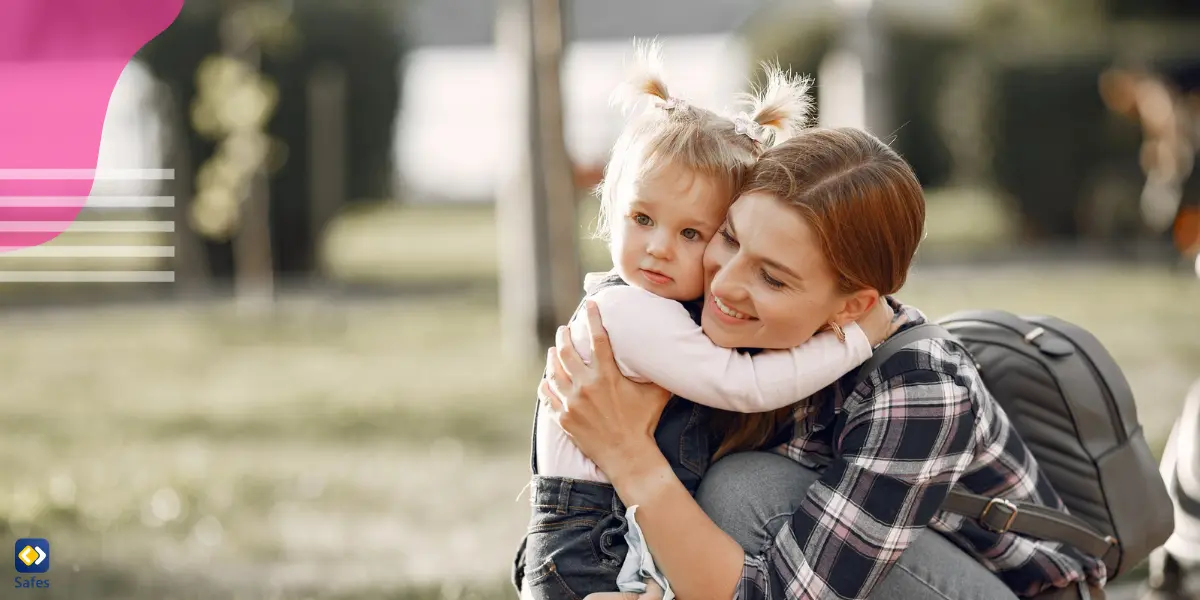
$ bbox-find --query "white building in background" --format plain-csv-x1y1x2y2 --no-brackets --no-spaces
395,0,763,203
67,59,167,199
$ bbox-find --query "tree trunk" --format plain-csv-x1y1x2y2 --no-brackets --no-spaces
495,0,581,359
156,81,210,293
221,12,275,306
531,0,582,345
307,63,348,281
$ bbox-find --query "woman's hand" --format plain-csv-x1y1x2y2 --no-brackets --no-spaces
539,300,673,476
544,305,748,600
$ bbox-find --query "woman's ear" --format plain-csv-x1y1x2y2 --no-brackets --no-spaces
832,288,880,325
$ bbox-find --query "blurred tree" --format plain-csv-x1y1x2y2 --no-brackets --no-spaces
977,0,1200,241
975,0,1108,31
137,0,406,284
1106,0,1200,20
747,0,1200,244
745,15,961,190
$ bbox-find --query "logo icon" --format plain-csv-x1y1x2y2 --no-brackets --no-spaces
14,538,49,574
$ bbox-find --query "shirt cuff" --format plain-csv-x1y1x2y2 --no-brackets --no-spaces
841,321,873,359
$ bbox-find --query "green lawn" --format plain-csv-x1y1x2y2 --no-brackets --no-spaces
2,294,541,599
319,186,1022,286
3,197,1198,598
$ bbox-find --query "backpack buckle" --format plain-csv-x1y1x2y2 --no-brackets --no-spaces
979,498,1019,533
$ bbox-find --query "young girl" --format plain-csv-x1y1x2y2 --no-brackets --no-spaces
512,42,892,600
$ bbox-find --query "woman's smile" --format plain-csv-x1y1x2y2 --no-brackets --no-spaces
710,294,754,323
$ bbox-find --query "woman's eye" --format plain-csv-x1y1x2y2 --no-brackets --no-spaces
761,270,784,289
633,213,653,226
681,228,701,240
717,227,738,247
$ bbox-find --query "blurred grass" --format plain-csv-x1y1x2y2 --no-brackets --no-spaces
1,296,538,599
4,192,1198,598
321,199,612,286
320,187,1019,286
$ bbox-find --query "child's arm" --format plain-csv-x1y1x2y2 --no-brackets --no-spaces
576,286,872,412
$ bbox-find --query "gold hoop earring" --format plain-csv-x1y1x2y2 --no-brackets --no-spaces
828,321,846,343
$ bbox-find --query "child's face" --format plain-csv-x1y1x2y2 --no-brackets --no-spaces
610,161,730,301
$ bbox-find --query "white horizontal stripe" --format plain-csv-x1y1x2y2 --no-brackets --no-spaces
0,221,175,232
0,196,175,208
0,271,175,283
0,169,175,180
0,246,175,258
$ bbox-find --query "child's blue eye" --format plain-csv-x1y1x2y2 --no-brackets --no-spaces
681,228,700,240
633,213,653,226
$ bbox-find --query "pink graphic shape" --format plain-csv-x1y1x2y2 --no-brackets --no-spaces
0,0,185,250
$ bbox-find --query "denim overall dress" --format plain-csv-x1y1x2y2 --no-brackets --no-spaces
510,272,716,600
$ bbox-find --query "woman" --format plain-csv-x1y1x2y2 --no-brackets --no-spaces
538,128,1108,600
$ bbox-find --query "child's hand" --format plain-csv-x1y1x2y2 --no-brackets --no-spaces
858,299,898,347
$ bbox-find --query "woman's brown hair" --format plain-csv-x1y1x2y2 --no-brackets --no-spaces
711,127,927,461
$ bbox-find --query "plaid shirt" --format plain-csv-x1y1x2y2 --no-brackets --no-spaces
735,299,1107,600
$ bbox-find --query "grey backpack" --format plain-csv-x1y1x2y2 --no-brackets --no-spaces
857,309,1174,578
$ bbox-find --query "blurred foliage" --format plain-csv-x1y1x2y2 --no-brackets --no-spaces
137,0,407,279
748,24,968,191
190,54,281,240
975,0,1108,31
1106,0,1200,20
752,0,1200,243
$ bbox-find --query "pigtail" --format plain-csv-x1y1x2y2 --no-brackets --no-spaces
737,62,814,146
610,39,674,115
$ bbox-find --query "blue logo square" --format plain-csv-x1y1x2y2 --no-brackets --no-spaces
14,539,49,574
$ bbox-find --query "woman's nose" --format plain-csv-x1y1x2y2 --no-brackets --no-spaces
709,259,746,300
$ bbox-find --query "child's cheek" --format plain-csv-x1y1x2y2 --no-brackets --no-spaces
679,254,706,299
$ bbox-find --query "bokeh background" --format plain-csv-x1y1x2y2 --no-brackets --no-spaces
3,0,1200,598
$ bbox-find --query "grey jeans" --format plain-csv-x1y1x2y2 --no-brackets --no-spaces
695,452,1021,600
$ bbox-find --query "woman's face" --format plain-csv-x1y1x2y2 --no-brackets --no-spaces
700,192,866,350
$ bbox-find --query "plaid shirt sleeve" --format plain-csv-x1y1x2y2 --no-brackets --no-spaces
734,364,979,600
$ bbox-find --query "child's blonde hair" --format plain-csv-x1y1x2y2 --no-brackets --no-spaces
594,40,816,240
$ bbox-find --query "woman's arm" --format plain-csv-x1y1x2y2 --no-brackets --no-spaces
540,302,749,600
543,305,979,600
608,444,749,600
577,286,874,413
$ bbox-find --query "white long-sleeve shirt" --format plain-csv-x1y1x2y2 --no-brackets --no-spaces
536,284,872,482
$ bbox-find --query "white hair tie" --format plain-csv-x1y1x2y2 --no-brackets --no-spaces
733,112,768,145
659,97,687,111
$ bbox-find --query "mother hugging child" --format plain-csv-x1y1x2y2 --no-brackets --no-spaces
514,40,1107,600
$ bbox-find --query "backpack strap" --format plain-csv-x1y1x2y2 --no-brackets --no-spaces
854,322,1120,563
940,491,1117,560
853,322,955,389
